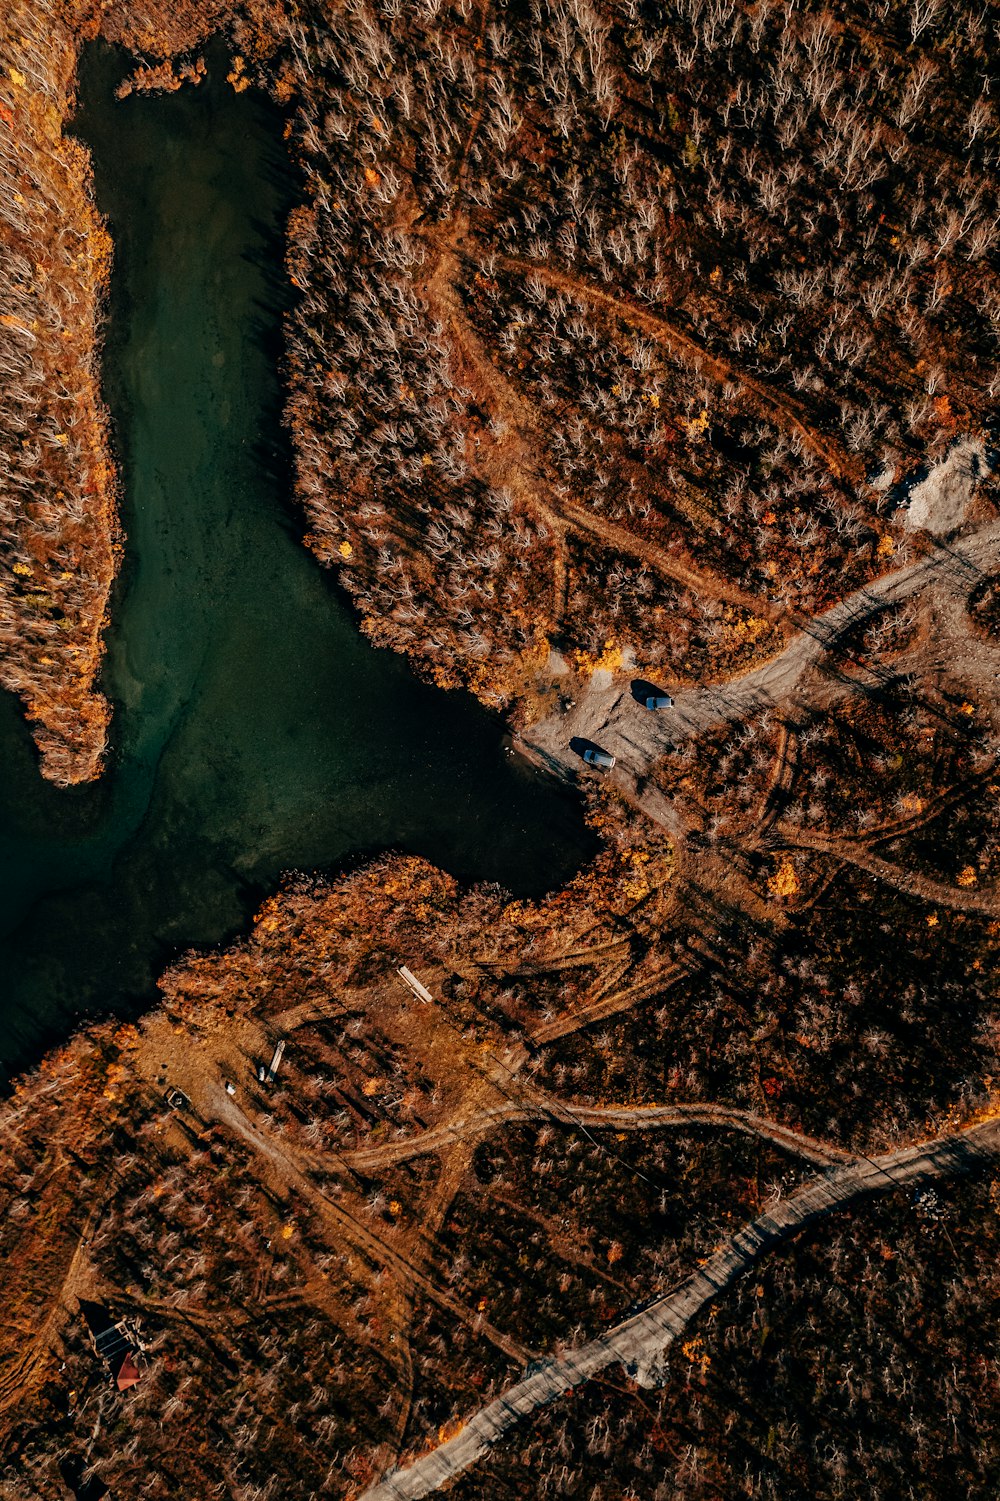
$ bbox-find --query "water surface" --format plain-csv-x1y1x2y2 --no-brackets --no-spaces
0,43,594,1080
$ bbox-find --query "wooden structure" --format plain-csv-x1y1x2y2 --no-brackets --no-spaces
81,1302,145,1393
266,1039,285,1083
397,966,434,1004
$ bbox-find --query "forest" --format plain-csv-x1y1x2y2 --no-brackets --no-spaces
0,0,999,1497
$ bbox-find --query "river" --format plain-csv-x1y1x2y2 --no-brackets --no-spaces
0,41,594,1082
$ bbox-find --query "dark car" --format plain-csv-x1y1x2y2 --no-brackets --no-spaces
582,746,616,769
644,693,674,710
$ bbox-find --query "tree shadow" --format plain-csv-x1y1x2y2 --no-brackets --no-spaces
58,1457,108,1501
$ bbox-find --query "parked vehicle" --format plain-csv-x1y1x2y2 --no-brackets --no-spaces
644,693,674,709
582,746,616,769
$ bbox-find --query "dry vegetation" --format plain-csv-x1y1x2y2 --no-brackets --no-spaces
274,0,999,703
2,0,1000,1497
0,841,997,1499
440,1173,1000,1500
0,1,117,783
0,0,280,781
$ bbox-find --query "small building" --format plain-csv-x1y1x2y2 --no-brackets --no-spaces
80,1302,145,1393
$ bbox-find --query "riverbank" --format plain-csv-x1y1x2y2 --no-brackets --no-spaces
0,36,598,1084
1,841,998,1499
0,0,276,784
2,4,1000,1496
0,2,119,784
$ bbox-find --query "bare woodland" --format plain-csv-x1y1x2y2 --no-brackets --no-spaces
1,0,999,1497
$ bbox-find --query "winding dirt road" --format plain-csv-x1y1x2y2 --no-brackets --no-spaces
0,1201,99,1416
343,1090,849,1174
490,249,854,480
420,229,771,627
359,1114,1000,1500
772,827,1000,917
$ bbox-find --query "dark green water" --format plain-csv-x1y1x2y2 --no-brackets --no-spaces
0,43,594,1081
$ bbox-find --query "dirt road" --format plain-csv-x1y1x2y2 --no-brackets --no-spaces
491,250,854,479
772,827,1000,917
206,1085,529,1364
343,1091,849,1174
523,517,1000,795
359,1113,1000,1500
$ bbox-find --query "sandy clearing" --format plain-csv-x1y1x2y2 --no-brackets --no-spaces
904,438,988,536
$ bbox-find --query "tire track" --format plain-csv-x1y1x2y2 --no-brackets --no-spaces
342,1090,850,1174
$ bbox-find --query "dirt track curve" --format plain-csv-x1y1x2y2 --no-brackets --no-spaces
359,1114,1000,1500
207,1085,529,1364
490,250,855,480
343,1091,850,1174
